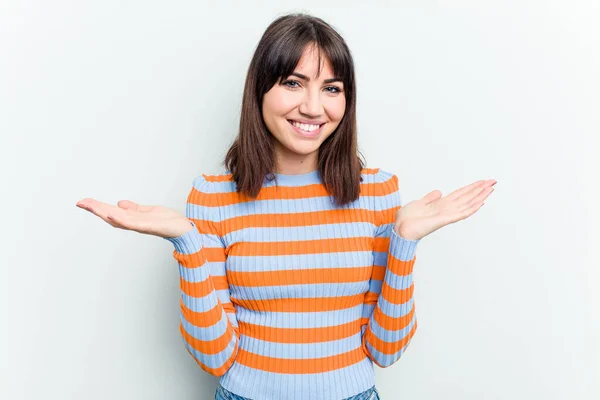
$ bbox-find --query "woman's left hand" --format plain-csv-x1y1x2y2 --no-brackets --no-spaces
394,179,497,241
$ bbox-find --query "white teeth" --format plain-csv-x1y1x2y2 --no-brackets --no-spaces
290,120,321,132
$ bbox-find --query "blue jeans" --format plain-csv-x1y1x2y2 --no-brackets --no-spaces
214,383,380,400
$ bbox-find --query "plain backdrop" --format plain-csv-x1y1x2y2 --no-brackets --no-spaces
1,1,598,399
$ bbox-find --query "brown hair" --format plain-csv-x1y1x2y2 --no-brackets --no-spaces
223,12,366,207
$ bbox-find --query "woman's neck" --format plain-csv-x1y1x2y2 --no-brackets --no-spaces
274,151,319,175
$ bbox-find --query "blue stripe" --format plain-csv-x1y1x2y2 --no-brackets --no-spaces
182,333,237,369
361,304,375,319
368,312,416,342
227,251,373,272
223,222,375,243
239,332,362,359
229,281,368,300
363,339,412,367
235,304,362,328
181,291,219,313
375,297,414,318
389,227,420,261
180,308,230,341
366,279,383,294
381,268,413,290
188,192,398,222
181,260,227,284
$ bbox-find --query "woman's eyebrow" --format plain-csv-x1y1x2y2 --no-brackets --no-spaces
290,72,342,84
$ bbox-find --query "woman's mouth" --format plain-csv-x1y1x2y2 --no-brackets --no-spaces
287,120,325,138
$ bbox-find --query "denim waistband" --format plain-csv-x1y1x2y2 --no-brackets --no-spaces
214,383,380,400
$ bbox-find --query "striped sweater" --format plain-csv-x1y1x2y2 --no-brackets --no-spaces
164,167,420,400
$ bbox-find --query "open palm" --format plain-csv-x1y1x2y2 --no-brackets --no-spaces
394,179,497,241
75,198,193,238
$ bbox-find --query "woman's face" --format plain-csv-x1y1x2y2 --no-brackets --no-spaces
262,45,346,172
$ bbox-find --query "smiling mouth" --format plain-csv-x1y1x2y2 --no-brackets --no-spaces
287,119,326,133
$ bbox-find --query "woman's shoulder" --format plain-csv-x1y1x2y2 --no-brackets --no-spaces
191,168,235,194
360,166,397,185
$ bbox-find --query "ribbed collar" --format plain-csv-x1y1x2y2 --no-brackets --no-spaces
269,169,321,187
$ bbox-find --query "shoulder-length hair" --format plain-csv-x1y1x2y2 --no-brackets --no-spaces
224,13,366,207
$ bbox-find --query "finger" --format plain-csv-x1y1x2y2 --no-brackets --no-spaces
117,200,154,212
117,200,139,211
446,179,493,202
452,180,495,206
421,189,443,205
106,213,128,229
76,198,102,214
453,184,487,209
464,186,494,210
77,199,126,224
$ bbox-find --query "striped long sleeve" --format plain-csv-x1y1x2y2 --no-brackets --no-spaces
164,174,239,376
360,170,420,367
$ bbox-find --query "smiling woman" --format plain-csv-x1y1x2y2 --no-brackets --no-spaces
224,13,361,207
75,11,495,400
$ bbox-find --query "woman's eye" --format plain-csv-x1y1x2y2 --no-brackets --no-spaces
282,80,342,94
283,80,300,88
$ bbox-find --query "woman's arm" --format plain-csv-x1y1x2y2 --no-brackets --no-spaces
361,170,419,368
165,175,239,376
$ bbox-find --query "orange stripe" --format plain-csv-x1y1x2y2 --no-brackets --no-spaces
363,318,417,356
223,304,236,314
180,298,223,328
187,219,220,236
202,167,381,183
189,169,397,207
203,174,234,182
372,265,386,280
387,255,416,276
227,266,373,287
236,346,365,374
363,291,379,306
180,275,217,298
229,237,372,257
189,201,399,238
172,250,206,269
180,322,239,376
179,315,235,356
374,303,415,331
232,294,364,312
238,319,361,343
173,247,226,267
212,209,377,236
373,236,390,253
361,168,379,175
381,282,414,304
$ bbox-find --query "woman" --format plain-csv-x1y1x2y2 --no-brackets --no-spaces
76,13,495,400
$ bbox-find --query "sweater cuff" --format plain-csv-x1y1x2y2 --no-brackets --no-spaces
389,225,420,261
163,221,203,254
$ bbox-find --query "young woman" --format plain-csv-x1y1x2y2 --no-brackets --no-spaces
76,13,495,400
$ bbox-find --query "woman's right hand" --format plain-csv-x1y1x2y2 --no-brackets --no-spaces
75,198,194,239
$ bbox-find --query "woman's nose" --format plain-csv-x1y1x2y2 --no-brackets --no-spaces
299,91,324,116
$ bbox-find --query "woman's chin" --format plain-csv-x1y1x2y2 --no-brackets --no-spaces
283,140,320,156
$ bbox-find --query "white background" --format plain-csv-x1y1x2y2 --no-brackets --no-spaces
1,1,598,399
